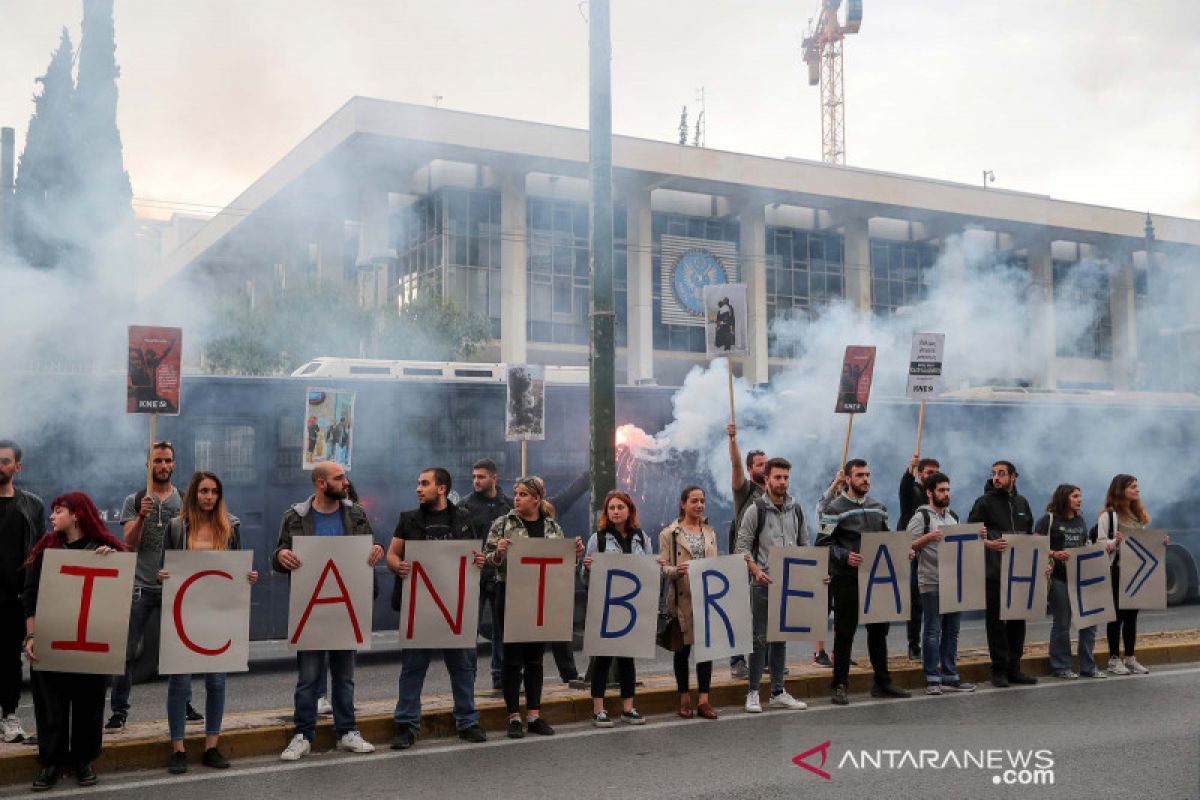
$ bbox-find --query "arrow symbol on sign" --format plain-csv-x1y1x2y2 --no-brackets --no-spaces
1124,537,1159,597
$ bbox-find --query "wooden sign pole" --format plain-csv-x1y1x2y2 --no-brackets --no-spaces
521,437,528,478
146,413,158,496
840,413,855,470
915,400,927,456
726,358,737,425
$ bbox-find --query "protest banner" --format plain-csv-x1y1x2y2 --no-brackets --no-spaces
159,550,253,674
1067,543,1116,628
1117,530,1168,610
302,387,355,471
999,535,1050,621
704,283,749,427
766,546,828,642
401,541,481,648
127,326,182,416
503,538,576,643
582,554,661,658
858,532,910,624
935,524,987,613
905,332,945,455
32,550,136,674
505,363,546,474
687,554,752,663
834,345,876,467
287,536,374,651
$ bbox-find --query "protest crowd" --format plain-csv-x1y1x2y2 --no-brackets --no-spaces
0,429,1170,792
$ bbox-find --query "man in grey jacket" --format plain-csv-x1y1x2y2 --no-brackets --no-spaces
736,457,808,714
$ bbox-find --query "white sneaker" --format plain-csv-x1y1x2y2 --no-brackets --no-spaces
1,713,26,743
1124,656,1150,675
1107,656,1131,676
768,690,807,710
280,733,311,761
744,691,763,713
316,697,333,715
337,730,375,754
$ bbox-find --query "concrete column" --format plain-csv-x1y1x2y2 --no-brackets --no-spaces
739,202,769,385
842,216,871,311
315,219,343,282
1109,252,1138,389
355,188,395,309
1026,237,1057,389
500,173,528,364
625,190,654,384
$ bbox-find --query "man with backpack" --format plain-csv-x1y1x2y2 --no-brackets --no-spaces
907,471,978,695
735,457,808,714
899,455,941,661
727,423,765,679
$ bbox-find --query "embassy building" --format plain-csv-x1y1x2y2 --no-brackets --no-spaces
149,98,1200,389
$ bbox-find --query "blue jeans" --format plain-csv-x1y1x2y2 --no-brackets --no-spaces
295,650,356,740
1049,579,1098,673
110,587,162,715
748,585,786,696
394,648,479,733
167,673,225,741
919,592,962,685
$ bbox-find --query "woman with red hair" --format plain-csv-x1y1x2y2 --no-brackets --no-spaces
22,492,125,791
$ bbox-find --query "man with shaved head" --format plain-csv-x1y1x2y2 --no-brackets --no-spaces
273,461,384,761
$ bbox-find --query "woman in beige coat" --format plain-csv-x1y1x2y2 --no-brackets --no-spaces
658,485,719,720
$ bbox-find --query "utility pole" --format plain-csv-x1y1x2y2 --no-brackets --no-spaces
588,0,616,522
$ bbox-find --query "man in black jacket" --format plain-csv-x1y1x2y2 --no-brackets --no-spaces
0,440,42,743
460,458,512,692
898,455,941,661
967,460,1038,688
388,467,487,750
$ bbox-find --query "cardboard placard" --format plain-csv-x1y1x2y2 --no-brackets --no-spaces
935,524,987,613
687,555,752,663
32,550,136,674
835,345,877,413
703,283,749,358
287,537,374,651
127,326,182,414
1117,530,1168,611
906,332,945,398
1066,543,1116,628
400,541,482,648
159,550,254,674
502,538,576,642
582,554,661,658
505,364,546,442
766,546,829,642
858,532,910,623
999,535,1050,621
303,387,355,471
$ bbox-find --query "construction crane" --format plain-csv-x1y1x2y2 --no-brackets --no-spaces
802,0,862,165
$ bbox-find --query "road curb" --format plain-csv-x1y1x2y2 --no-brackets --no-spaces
0,639,1195,786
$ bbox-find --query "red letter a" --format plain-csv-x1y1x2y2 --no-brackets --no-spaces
291,559,364,645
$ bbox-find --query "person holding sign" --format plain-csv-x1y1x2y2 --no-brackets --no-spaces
658,486,719,720
907,472,978,695
1034,484,1103,680
726,424,773,675
461,458,514,693
735,457,809,714
0,439,42,745
273,463,383,762
1096,475,1168,676
22,492,127,791
898,455,941,662
581,491,653,727
817,460,910,705
387,468,487,750
484,477,584,739
157,472,258,774
967,461,1037,688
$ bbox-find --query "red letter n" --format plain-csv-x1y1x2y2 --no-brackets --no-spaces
405,556,467,639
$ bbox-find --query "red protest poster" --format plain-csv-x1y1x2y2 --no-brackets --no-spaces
127,326,182,415
834,345,876,414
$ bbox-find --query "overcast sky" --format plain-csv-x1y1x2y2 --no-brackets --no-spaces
2,0,1197,222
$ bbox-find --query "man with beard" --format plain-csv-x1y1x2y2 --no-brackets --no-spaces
968,460,1038,688
461,458,512,692
387,468,487,750
274,462,384,761
0,440,42,743
899,455,942,661
107,441,200,730
726,423,766,678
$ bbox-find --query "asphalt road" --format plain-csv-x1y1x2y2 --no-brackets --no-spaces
6,663,1198,799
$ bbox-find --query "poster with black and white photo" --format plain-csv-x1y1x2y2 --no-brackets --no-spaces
703,283,748,359
505,364,545,442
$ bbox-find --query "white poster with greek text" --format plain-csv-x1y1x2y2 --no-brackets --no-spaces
906,332,945,398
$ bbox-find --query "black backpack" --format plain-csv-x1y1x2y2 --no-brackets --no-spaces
1087,510,1116,545
918,507,959,533
747,497,806,561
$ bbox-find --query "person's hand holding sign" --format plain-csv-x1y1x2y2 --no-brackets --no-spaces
395,560,412,579
277,548,302,571
472,551,485,569
367,543,384,567
847,551,863,568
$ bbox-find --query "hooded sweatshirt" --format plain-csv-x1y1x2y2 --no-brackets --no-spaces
967,482,1033,580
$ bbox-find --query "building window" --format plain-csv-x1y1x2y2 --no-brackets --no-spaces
1053,260,1112,360
870,240,937,315
765,227,845,357
651,212,740,353
193,423,256,486
527,197,591,345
